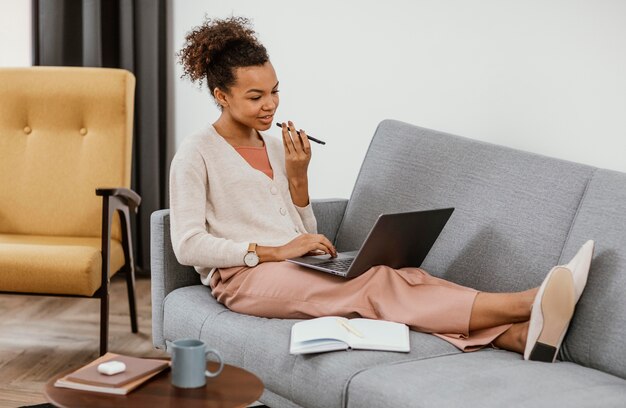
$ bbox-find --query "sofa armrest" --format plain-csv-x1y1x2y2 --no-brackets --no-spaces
311,198,349,244
150,209,199,349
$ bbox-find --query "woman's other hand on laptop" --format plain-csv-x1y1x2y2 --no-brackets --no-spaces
258,234,337,262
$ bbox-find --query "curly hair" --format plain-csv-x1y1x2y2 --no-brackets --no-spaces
178,16,269,103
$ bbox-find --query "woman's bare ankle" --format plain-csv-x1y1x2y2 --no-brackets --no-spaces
517,288,538,320
519,321,529,350
493,322,529,354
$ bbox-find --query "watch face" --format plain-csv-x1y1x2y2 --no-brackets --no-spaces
244,252,259,267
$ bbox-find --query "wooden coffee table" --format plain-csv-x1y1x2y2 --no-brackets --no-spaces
44,361,264,408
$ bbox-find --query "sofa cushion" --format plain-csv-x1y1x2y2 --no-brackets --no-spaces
558,169,626,380
163,285,462,408
346,350,626,408
266,329,459,408
336,120,594,294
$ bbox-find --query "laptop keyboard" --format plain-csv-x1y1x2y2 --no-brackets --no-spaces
314,258,354,273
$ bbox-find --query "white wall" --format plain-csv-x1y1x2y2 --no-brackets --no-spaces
0,0,32,67
172,0,626,199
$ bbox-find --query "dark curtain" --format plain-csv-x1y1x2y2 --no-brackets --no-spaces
33,0,167,275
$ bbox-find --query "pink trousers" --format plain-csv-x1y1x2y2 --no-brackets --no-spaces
210,262,511,351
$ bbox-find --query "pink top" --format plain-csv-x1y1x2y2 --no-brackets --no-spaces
234,146,274,180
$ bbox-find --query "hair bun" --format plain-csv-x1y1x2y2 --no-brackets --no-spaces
179,16,264,86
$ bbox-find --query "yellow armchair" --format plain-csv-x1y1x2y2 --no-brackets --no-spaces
0,67,140,355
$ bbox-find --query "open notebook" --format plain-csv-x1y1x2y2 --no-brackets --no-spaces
290,316,410,354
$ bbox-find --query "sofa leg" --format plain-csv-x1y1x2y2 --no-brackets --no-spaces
126,266,138,333
100,290,109,356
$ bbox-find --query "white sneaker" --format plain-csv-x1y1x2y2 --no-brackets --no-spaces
524,240,595,362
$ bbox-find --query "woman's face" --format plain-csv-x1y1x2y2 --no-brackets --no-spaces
217,61,280,131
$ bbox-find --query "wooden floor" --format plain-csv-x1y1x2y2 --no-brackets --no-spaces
0,274,168,407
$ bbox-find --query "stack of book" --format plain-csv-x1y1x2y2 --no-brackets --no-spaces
54,353,170,395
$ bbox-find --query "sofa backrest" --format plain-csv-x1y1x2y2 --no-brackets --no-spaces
335,119,625,379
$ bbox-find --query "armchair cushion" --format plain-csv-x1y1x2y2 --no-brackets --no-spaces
0,234,124,296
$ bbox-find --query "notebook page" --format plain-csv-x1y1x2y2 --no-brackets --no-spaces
291,316,350,343
348,319,410,352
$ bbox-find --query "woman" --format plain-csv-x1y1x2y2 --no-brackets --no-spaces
170,16,594,361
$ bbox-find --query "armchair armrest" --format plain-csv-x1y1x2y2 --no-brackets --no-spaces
96,187,141,274
96,187,142,351
96,187,141,213
311,198,349,244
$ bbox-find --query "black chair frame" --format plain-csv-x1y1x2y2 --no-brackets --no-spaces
0,188,141,356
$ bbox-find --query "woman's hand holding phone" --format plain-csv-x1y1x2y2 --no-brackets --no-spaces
281,121,311,207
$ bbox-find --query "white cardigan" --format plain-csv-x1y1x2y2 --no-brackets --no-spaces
169,125,317,285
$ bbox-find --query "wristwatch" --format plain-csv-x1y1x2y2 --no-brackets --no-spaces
243,243,260,267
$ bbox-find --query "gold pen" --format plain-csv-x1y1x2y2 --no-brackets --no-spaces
336,318,364,338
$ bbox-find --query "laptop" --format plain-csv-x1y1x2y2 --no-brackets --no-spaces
287,208,454,278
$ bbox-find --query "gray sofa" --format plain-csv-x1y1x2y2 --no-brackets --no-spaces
151,119,626,407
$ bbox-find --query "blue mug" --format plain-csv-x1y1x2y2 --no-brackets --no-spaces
170,338,224,388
